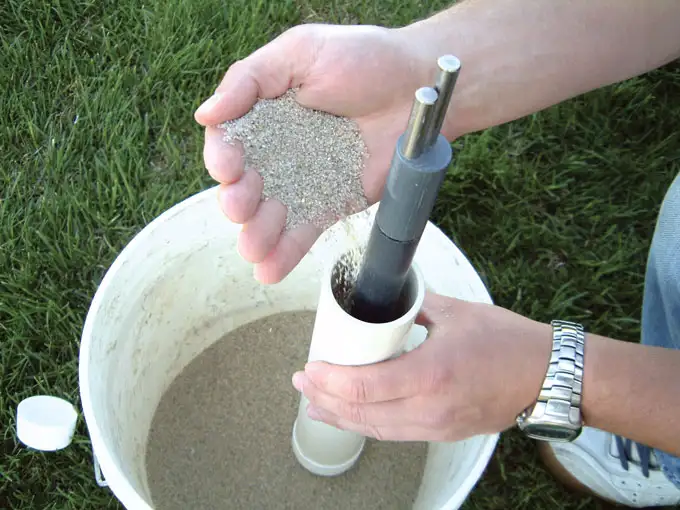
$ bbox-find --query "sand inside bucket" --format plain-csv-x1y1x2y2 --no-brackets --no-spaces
145,310,427,509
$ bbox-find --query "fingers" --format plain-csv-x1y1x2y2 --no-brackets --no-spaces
293,372,410,427
237,199,287,263
301,350,426,404
194,63,261,126
204,126,245,184
252,223,320,284
218,169,263,223
294,367,459,442
229,199,322,283
305,405,436,442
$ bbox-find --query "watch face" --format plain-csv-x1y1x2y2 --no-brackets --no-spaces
525,424,580,442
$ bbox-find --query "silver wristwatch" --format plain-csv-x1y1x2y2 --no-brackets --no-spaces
516,319,585,442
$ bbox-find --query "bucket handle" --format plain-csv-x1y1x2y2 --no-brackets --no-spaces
93,449,109,488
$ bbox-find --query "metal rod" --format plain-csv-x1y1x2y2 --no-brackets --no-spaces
401,86,438,159
424,54,461,148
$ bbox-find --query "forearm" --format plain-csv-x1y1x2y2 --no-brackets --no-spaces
398,0,680,139
581,333,680,456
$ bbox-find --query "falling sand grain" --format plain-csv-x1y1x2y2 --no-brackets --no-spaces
146,311,427,510
219,89,368,231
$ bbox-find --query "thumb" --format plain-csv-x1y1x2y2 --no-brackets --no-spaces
194,26,317,126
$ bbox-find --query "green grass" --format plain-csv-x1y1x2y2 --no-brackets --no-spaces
1,0,679,508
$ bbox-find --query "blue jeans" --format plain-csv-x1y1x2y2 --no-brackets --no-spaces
640,171,680,487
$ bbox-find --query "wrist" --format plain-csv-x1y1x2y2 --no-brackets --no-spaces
578,332,631,431
579,332,680,456
513,319,555,417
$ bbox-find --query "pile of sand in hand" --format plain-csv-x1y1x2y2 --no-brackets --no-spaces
220,89,369,231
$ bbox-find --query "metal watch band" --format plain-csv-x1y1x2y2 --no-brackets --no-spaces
533,319,585,426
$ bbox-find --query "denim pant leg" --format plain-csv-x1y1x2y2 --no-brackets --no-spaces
640,172,680,487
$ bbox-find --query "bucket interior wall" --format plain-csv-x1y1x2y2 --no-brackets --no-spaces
80,188,498,510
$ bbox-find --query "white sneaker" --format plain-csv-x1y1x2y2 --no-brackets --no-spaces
540,427,680,507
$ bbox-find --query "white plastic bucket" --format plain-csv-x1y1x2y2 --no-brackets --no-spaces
79,186,499,510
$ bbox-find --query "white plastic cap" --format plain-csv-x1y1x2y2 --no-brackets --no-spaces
17,395,78,451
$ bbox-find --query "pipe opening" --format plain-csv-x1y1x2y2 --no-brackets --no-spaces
329,247,419,324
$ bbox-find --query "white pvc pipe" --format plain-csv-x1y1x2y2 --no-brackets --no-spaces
291,253,425,477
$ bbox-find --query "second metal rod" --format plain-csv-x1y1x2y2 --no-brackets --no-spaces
424,55,461,149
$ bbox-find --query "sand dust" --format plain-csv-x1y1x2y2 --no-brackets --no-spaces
145,311,427,510
219,89,368,231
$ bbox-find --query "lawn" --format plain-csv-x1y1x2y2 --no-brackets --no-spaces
1,0,679,508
